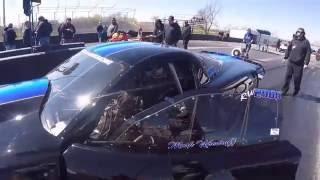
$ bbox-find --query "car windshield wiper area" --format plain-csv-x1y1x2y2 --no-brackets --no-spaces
56,62,80,75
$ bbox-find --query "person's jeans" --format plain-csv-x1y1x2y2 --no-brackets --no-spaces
282,62,304,93
97,32,103,43
245,43,252,57
5,44,16,50
38,37,50,46
183,39,189,49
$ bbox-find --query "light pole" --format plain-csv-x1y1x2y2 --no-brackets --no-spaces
3,0,6,27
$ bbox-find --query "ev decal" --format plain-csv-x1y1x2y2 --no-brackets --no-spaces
240,89,282,101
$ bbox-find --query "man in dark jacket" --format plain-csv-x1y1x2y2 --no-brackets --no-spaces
35,16,52,46
153,19,165,43
3,23,17,50
282,28,311,96
97,22,104,43
182,21,192,49
165,16,182,46
60,18,76,44
23,21,32,47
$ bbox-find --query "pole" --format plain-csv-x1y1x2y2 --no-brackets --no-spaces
31,2,35,46
2,0,5,26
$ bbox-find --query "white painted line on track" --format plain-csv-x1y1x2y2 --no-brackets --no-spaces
256,57,283,62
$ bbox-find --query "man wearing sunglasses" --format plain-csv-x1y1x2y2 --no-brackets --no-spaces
282,28,311,96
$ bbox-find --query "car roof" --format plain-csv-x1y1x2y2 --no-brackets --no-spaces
86,41,196,65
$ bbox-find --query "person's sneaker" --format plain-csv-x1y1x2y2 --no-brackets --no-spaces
292,91,299,96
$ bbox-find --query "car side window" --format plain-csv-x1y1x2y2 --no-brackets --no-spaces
172,61,196,92
111,61,179,111
114,96,199,146
245,95,280,144
195,93,247,142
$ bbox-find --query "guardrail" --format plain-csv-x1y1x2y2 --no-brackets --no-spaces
0,44,85,85
0,43,85,58
0,32,242,51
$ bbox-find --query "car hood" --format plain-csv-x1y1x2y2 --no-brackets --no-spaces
201,52,264,87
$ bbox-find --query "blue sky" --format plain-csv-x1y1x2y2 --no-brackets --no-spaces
2,0,320,43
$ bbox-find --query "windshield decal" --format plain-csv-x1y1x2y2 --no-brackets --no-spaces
82,49,113,65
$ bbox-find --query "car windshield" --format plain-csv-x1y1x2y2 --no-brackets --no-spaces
41,49,126,136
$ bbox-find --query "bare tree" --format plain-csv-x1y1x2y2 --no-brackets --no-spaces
197,1,221,35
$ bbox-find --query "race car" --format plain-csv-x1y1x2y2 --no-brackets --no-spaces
0,42,300,180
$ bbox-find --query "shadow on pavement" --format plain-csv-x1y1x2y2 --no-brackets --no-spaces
297,93,320,103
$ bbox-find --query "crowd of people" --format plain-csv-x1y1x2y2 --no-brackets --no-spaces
95,16,193,49
2,16,77,50
2,15,195,50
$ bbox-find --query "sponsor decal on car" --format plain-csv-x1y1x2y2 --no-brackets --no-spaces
240,88,282,101
168,138,237,150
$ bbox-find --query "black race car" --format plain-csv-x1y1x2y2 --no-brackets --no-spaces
0,42,300,180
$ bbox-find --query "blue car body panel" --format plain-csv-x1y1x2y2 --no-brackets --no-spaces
201,52,262,87
87,41,152,58
0,78,49,106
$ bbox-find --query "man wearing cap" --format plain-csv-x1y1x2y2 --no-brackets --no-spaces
35,16,52,46
282,28,311,96
182,21,192,49
60,18,76,44
165,16,182,47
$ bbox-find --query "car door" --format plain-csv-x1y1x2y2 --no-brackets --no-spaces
168,91,248,180
230,90,301,180
62,89,202,180
61,56,196,180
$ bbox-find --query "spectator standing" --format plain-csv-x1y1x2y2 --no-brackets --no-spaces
97,22,104,43
35,16,52,46
3,23,17,50
60,18,76,44
165,16,181,47
282,28,311,96
101,25,108,42
23,21,32,47
243,28,254,57
276,39,281,52
153,19,165,43
182,21,192,49
137,27,143,40
57,23,64,43
107,18,119,40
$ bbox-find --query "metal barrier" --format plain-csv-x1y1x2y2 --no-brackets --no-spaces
0,43,85,58
0,33,242,51
0,47,84,85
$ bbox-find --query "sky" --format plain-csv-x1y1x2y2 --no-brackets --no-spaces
1,0,320,43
